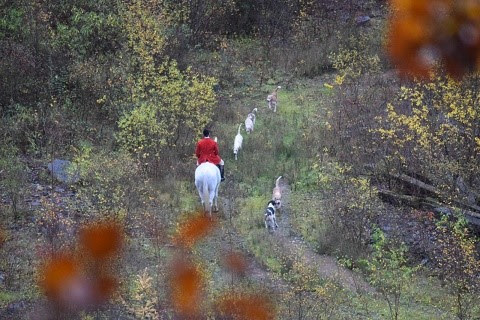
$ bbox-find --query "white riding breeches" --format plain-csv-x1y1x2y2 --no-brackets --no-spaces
197,159,224,166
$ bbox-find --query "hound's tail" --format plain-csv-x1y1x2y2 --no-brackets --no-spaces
275,176,282,188
252,107,258,114
237,123,242,134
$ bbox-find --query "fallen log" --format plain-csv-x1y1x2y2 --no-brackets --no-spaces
378,189,422,206
389,173,438,195
379,189,480,226
378,189,442,210
389,172,480,212
465,211,480,226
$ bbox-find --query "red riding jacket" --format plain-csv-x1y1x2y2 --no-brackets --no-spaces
195,137,222,165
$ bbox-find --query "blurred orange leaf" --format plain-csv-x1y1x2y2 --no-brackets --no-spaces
94,275,118,302
40,254,80,299
173,212,216,248
216,293,275,320
387,0,480,78
79,221,124,260
170,258,204,317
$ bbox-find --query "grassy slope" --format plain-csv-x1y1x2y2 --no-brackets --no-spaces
0,76,460,319
197,76,459,319
0,72,461,319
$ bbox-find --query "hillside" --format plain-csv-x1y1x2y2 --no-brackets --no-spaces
1,0,480,319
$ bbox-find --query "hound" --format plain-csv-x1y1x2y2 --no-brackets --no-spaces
264,200,279,231
267,86,281,112
247,108,258,125
233,124,243,160
245,108,257,134
272,176,282,209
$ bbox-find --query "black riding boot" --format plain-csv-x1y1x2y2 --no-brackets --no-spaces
218,164,225,181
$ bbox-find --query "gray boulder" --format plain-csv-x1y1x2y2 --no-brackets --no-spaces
47,159,79,184
355,15,371,25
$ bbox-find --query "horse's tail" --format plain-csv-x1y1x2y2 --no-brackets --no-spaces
275,176,282,188
202,178,210,213
237,123,242,134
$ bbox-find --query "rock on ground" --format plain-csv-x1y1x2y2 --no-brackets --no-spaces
47,159,79,184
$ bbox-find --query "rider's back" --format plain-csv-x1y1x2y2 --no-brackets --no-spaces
196,138,221,165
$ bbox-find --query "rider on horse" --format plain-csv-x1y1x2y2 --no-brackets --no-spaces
195,129,225,181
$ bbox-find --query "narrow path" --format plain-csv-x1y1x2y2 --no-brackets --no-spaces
215,218,290,292
213,196,290,293
274,179,374,293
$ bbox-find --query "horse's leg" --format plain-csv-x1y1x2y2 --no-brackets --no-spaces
196,181,205,210
209,185,216,213
213,195,218,212
213,181,220,212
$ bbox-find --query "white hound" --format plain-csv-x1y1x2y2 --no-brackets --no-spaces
267,86,281,112
233,124,243,160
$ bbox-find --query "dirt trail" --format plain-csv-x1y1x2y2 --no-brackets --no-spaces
213,218,290,293
274,179,374,293
213,196,290,293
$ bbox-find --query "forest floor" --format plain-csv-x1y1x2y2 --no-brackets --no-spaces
0,76,464,319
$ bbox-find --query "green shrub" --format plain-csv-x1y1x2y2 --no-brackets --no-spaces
116,60,217,165
1,104,43,155
72,142,146,216
362,228,418,320
0,143,26,219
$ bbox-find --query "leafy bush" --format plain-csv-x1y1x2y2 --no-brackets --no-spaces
72,143,146,215
116,60,217,163
362,228,418,320
123,268,159,319
306,30,394,175
1,104,44,154
329,37,381,82
50,6,123,58
116,1,217,166
292,159,382,260
0,143,26,219
376,73,480,195
431,214,480,320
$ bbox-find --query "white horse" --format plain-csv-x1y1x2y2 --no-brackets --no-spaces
195,162,221,216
